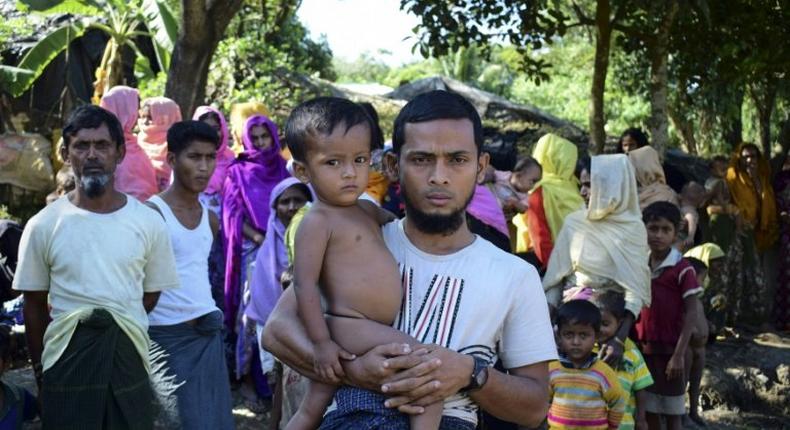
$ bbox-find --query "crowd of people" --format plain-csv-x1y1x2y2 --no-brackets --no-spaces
0,85,787,430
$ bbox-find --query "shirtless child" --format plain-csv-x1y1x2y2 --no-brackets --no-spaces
284,97,442,430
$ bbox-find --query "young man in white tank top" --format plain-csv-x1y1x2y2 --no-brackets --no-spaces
146,120,234,429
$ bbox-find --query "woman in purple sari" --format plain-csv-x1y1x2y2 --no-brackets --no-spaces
221,114,289,405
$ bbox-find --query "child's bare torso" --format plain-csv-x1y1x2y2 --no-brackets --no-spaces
311,203,402,324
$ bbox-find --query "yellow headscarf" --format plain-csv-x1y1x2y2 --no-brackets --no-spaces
229,102,270,154
684,243,725,267
726,143,778,251
531,134,585,240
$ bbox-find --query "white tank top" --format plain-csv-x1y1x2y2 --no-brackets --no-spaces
147,195,218,325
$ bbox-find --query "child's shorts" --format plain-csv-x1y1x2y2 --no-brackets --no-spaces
642,391,685,415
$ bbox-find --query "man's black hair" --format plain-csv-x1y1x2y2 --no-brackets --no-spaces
392,90,483,154
556,299,601,332
167,120,221,155
359,102,384,150
62,105,124,149
618,127,649,153
514,156,542,174
686,257,708,275
284,97,373,162
590,290,626,321
642,201,682,228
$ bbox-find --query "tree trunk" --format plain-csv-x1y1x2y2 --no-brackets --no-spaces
668,104,697,154
646,0,678,157
165,0,243,118
590,0,612,154
749,76,777,156
722,86,744,151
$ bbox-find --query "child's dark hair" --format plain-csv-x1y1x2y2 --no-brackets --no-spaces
167,120,221,154
710,155,728,166
556,299,601,332
514,156,542,174
0,325,11,361
686,257,708,275
590,290,626,320
642,201,681,228
62,105,124,149
359,102,384,150
280,265,294,290
284,97,373,162
392,90,482,155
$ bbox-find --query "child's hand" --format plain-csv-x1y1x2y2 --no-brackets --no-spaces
666,353,684,380
313,340,356,383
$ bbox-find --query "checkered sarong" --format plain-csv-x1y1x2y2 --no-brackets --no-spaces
319,386,475,430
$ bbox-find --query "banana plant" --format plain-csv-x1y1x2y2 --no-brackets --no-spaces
0,0,177,100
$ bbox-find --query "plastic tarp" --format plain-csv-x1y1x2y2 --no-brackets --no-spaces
0,133,54,191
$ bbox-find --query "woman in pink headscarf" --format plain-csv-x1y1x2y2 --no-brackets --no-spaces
138,97,182,191
221,115,289,396
99,86,158,201
193,106,236,213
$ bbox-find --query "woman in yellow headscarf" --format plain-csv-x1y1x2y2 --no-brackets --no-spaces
726,143,778,251
527,134,585,268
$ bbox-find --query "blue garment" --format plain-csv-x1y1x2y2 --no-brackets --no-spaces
0,381,38,429
149,311,234,430
320,386,475,430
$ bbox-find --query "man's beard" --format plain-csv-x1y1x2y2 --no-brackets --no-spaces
402,188,474,235
79,173,111,198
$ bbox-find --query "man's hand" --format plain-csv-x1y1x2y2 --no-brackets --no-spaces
313,339,355,383
379,346,474,414
343,343,435,392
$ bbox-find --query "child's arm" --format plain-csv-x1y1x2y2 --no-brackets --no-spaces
634,389,649,430
358,199,397,225
242,219,264,245
683,210,698,247
668,295,700,380
293,211,354,382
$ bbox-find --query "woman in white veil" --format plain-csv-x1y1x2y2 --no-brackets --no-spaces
543,154,651,364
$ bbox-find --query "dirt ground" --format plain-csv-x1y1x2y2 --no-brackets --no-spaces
5,329,789,430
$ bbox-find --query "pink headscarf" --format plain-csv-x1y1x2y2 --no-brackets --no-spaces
467,184,510,238
221,114,290,329
99,86,158,201
193,106,235,196
138,97,182,191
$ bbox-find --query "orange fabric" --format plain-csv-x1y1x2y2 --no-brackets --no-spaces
365,170,390,205
726,144,779,251
527,187,553,268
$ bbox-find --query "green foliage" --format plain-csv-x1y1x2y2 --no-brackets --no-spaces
0,0,176,97
204,4,335,121
1,21,87,96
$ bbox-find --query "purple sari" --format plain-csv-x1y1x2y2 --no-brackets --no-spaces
221,115,289,331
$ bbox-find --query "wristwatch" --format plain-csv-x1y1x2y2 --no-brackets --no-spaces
464,356,489,392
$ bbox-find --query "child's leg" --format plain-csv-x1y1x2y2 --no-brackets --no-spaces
409,402,443,430
285,381,336,430
688,342,706,425
665,413,683,430
327,315,421,354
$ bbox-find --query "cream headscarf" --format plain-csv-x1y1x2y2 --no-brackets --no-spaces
628,146,679,210
543,154,651,315
531,133,585,240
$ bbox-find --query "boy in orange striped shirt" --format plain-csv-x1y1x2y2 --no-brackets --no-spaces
549,300,625,430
